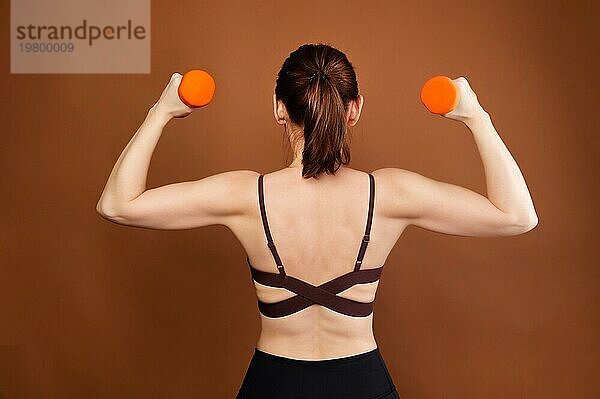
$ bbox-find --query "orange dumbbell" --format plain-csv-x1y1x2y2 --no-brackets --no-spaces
420,75,460,115
178,69,216,108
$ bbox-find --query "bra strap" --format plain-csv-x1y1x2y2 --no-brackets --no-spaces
258,175,286,276
354,173,375,272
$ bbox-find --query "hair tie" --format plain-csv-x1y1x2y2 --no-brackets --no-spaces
309,71,327,82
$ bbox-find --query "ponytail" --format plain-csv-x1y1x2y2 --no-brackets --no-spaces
275,43,359,179
302,72,350,178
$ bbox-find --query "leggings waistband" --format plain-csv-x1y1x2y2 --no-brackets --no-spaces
252,347,382,369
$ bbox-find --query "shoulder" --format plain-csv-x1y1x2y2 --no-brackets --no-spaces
195,169,262,228
371,167,425,193
196,169,260,215
370,167,428,219
196,169,260,194
213,169,261,184
208,169,261,198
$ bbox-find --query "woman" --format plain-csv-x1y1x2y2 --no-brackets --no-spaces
97,43,538,398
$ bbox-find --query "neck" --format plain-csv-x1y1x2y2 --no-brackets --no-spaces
288,137,304,168
287,157,302,168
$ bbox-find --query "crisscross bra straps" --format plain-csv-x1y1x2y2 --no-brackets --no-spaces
246,173,385,318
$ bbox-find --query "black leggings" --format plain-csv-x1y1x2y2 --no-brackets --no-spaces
236,347,400,399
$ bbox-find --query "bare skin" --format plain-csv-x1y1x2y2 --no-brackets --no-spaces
97,73,538,360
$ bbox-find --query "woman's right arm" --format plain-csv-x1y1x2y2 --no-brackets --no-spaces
374,77,538,237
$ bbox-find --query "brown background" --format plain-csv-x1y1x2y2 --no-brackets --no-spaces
1,1,598,398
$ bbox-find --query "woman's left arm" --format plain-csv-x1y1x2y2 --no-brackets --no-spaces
96,73,258,230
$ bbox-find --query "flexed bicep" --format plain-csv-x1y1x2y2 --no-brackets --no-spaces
98,170,259,230
374,168,533,237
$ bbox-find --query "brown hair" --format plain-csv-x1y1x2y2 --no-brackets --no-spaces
275,43,360,179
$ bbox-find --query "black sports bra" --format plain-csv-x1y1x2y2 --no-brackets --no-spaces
246,173,385,318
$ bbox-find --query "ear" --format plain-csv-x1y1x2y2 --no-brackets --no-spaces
347,94,364,127
273,93,286,125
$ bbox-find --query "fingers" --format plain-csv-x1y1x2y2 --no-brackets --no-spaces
453,76,470,91
168,73,183,87
453,76,479,100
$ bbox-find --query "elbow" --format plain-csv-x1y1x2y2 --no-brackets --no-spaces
96,200,113,218
511,212,539,234
96,200,105,215
96,200,127,222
